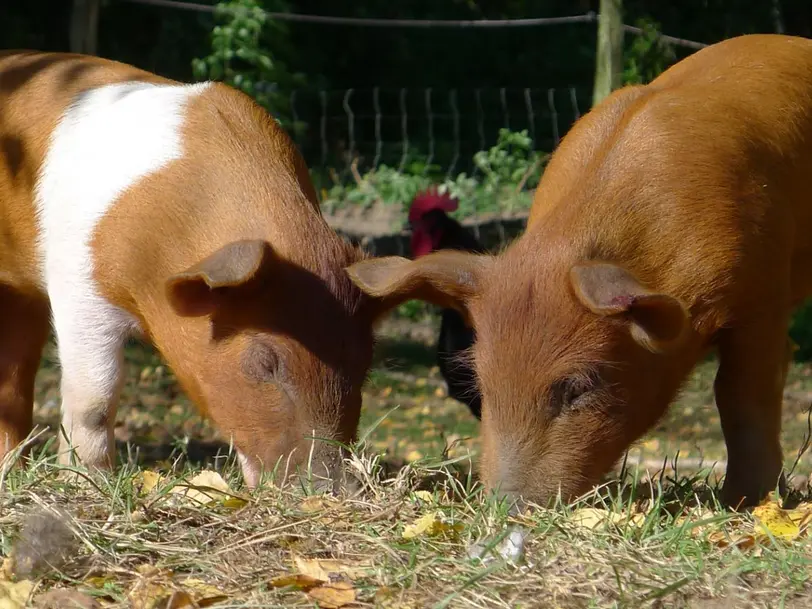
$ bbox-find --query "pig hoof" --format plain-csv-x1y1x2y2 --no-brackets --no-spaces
467,526,527,564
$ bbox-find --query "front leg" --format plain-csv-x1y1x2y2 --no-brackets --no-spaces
714,318,790,509
51,297,132,471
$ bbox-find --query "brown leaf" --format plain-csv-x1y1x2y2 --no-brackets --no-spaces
178,579,228,607
307,579,356,609
293,556,368,581
268,574,324,591
36,589,101,609
707,530,756,550
127,569,228,609
298,496,338,513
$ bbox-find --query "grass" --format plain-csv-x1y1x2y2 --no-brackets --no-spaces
1,312,811,608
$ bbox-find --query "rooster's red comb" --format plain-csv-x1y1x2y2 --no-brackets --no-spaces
408,186,458,223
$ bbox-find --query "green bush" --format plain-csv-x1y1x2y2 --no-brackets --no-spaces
320,128,548,220
192,0,305,135
623,17,677,86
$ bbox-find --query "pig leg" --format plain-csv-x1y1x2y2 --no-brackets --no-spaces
713,319,789,509
0,286,50,463
50,295,134,471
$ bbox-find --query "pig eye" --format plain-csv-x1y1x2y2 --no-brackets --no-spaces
551,377,593,412
241,341,281,383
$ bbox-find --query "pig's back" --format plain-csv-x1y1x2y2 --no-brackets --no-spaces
531,34,812,330
0,51,174,297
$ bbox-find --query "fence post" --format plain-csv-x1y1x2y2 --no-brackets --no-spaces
70,0,102,56
592,0,624,107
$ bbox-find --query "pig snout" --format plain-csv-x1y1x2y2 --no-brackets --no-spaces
299,442,360,496
237,434,359,496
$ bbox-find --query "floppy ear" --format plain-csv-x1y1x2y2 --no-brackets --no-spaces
346,250,490,324
570,262,689,353
166,239,269,317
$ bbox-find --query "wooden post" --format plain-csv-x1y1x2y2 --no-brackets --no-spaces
592,0,624,107
70,0,102,56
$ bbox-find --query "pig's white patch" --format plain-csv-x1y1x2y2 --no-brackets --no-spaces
238,451,262,488
34,80,210,468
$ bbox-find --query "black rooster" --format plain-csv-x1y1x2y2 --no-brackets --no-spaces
407,188,486,419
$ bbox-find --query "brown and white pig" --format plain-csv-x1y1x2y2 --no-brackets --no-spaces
345,33,812,509
0,50,379,489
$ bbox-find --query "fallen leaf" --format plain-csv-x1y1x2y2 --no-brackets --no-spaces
786,502,812,532
402,511,463,540
307,579,356,608
405,449,423,462
36,589,100,608
413,490,434,504
375,586,419,608
178,578,228,607
299,496,338,513
570,507,622,530
269,573,324,591
128,573,227,609
136,470,165,496
84,573,117,590
0,579,34,609
293,556,369,581
129,579,172,609
707,530,756,550
168,471,249,509
753,499,801,541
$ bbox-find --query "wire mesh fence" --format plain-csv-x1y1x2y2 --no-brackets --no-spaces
290,84,589,255
291,85,588,181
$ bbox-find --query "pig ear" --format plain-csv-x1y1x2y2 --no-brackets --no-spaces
346,250,489,323
166,239,269,317
570,262,689,353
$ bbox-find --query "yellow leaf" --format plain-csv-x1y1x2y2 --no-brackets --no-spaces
178,578,228,607
786,502,812,532
307,579,356,608
85,574,117,589
405,450,423,462
170,471,248,509
402,511,463,540
753,500,801,541
380,386,393,398
413,490,434,504
269,573,324,591
128,579,173,609
642,438,660,451
299,496,338,513
0,579,34,609
415,378,427,387
0,559,12,580
136,470,164,496
570,507,622,530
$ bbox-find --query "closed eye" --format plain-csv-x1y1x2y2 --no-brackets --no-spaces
550,372,599,413
241,341,281,383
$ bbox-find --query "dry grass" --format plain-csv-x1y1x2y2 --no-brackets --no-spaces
1,316,811,608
